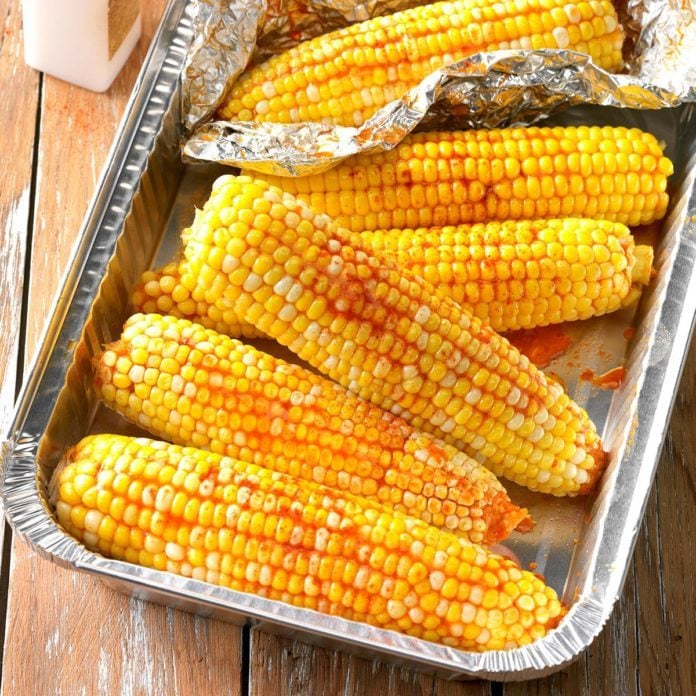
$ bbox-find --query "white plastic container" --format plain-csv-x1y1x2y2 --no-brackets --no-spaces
23,0,142,92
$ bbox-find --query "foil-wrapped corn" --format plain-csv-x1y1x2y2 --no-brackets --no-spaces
218,0,624,127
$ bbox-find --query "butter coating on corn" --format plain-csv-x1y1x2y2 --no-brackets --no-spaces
178,175,607,496
52,434,565,651
243,126,673,230
137,219,653,335
95,313,530,545
219,0,624,127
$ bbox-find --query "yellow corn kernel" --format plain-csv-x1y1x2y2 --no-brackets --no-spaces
131,262,266,340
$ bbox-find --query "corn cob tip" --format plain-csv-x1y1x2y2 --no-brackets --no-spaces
575,443,607,496
512,514,535,534
48,448,72,510
631,245,654,287
485,501,533,542
618,244,654,310
131,264,193,320
131,263,267,340
93,339,126,389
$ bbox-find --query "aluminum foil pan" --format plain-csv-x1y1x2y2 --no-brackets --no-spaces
181,0,696,175
2,0,696,681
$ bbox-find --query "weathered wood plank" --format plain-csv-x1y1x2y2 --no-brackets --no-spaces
583,562,639,695
0,0,40,568
2,3,243,693
21,8,159,356
249,628,492,695
4,562,242,696
634,347,696,696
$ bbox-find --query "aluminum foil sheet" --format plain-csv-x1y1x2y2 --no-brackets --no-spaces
3,0,696,682
625,0,696,91
182,0,696,175
182,0,264,133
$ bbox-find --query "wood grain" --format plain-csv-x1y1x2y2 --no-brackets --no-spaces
0,0,39,566
2,3,243,694
22,7,158,359
249,629,492,696
3,566,243,696
634,354,696,696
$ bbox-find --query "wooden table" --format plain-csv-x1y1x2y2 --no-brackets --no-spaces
0,2,694,693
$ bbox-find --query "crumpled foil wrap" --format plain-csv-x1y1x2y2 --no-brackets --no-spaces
182,0,696,175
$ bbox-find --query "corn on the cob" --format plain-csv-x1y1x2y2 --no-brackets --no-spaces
179,175,607,496
242,126,673,230
218,0,624,127
138,219,653,334
96,313,530,545
354,220,653,330
52,434,564,650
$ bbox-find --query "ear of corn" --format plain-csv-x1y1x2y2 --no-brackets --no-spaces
179,175,607,496
352,220,653,331
242,125,673,230
136,219,653,335
95,313,530,545
52,434,564,651
218,0,624,127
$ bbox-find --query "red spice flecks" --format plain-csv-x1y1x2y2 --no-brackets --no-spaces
579,368,596,383
579,366,626,390
623,326,636,341
505,325,572,368
593,366,626,390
